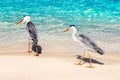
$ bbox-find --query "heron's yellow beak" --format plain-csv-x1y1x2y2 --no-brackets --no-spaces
64,28,70,32
17,19,24,27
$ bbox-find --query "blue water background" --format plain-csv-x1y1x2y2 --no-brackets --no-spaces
0,0,120,44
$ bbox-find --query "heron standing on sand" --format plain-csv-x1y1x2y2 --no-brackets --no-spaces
17,16,42,56
64,25,104,68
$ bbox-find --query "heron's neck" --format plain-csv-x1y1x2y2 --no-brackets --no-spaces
25,19,30,24
71,29,78,42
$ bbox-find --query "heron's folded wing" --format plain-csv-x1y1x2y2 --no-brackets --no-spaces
27,22,38,42
78,34,97,49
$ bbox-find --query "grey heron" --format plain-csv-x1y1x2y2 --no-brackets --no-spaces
17,16,42,56
64,25,104,68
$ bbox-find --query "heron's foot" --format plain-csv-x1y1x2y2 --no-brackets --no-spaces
86,66,94,68
75,62,82,65
27,51,31,55
34,53,39,56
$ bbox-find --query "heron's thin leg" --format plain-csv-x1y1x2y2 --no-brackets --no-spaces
77,49,86,65
27,38,31,54
87,53,94,68
34,47,39,56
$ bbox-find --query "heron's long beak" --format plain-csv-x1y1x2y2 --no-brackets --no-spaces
17,19,24,27
64,28,70,32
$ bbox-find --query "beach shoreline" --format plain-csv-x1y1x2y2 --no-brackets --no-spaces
0,0,120,80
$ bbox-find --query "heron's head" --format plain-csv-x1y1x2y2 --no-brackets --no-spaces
64,25,77,33
17,16,30,27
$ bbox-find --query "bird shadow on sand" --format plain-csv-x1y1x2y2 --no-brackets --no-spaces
76,55,104,65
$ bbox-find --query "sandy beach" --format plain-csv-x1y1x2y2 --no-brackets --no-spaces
1,0,120,80
0,41,120,80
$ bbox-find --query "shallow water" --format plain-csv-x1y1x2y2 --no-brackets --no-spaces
0,0,120,47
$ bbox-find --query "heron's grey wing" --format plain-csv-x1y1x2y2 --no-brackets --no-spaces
27,22,38,43
78,34,104,55
78,34,97,50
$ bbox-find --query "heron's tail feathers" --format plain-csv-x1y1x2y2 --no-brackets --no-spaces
95,46,104,55
32,43,42,54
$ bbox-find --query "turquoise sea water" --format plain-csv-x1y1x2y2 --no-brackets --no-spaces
0,0,120,44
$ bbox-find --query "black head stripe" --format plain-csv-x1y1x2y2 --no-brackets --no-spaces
70,25,75,27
